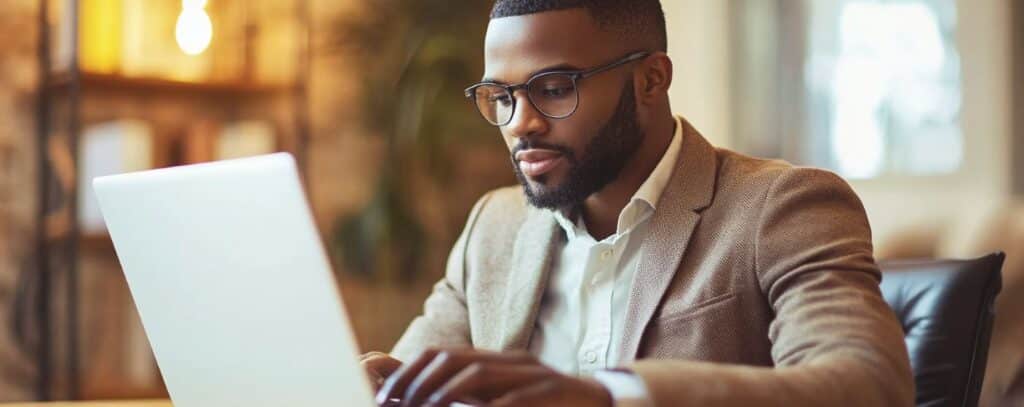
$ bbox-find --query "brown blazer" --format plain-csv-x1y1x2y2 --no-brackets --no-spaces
392,121,914,406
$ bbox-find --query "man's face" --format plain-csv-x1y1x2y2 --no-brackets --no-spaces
483,9,645,210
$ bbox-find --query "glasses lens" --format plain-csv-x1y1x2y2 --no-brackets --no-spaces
528,73,579,119
472,85,515,125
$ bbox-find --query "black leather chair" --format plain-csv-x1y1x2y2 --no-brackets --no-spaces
880,252,1005,407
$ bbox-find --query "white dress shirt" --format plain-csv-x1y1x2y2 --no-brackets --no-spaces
528,117,684,406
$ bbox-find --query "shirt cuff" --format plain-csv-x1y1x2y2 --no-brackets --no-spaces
592,370,655,407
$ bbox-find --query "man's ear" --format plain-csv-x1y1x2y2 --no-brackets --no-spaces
635,53,673,103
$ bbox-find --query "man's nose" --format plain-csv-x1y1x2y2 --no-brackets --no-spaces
505,90,548,140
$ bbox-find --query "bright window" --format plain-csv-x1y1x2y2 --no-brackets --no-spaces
805,0,962,179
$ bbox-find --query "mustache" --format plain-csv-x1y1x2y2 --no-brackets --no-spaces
510,140,574,161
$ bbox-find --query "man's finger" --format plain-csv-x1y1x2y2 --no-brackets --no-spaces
401,351,472,406
401,350,531,406
366,370,385,392
425,363,551,407
363,354,404,378
360,351,389,362
376,349,440,404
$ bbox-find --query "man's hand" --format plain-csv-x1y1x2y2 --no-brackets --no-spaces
374,348,613,407
361,352,404,392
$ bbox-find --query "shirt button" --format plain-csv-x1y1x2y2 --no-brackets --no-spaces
600,250,613,260
584,351,598,363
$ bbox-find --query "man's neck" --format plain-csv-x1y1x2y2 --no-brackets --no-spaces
580,115,676,240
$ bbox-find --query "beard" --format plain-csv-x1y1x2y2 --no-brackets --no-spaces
512,80,645,211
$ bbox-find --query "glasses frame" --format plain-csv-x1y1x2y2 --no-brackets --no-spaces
465,51,652,126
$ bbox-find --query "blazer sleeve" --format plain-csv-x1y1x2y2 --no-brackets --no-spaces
389,192,493,362
628,168,914,407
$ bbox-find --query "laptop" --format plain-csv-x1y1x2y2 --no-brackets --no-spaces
93,153,378,407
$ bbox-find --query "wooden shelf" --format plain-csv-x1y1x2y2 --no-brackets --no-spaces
32,0,313,399
80,380,169,401
49,71,293,98
42,226,115,251
80,233,115,251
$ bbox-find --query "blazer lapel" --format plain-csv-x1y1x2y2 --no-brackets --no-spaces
497,208,560,351
616,119,719,364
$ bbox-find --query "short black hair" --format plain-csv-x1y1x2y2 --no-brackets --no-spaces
490,0,667,52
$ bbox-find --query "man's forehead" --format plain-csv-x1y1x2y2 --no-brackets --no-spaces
482,9,617,82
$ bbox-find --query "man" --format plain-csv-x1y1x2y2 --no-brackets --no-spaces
362,1,914,406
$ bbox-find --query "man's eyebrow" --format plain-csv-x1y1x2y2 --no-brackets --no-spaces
480,63,584,84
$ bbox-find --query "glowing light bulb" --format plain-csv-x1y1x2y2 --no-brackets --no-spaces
175,1,212,56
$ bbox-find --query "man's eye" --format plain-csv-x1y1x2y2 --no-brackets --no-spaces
541,86,572,98
489,94,513,106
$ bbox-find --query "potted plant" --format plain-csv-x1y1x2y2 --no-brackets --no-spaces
327,1,502,283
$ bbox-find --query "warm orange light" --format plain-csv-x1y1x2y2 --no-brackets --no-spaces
175,0,212,56
80,0,123,72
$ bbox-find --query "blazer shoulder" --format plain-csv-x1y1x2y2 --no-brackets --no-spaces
464,185,530,242
479,185,528,214
714,148,857,200
473,186,528,223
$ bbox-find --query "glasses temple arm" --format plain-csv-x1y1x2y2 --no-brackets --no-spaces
578,52,651,79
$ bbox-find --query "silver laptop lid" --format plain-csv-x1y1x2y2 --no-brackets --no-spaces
93,153,375,407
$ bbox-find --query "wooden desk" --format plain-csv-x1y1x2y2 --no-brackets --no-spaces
2,401,171,407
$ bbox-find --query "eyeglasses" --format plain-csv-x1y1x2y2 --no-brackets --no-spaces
464,51,651,127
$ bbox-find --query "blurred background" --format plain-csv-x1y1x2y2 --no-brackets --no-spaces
0,0,1020,405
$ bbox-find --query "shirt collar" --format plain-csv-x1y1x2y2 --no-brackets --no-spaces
552,115,685,239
